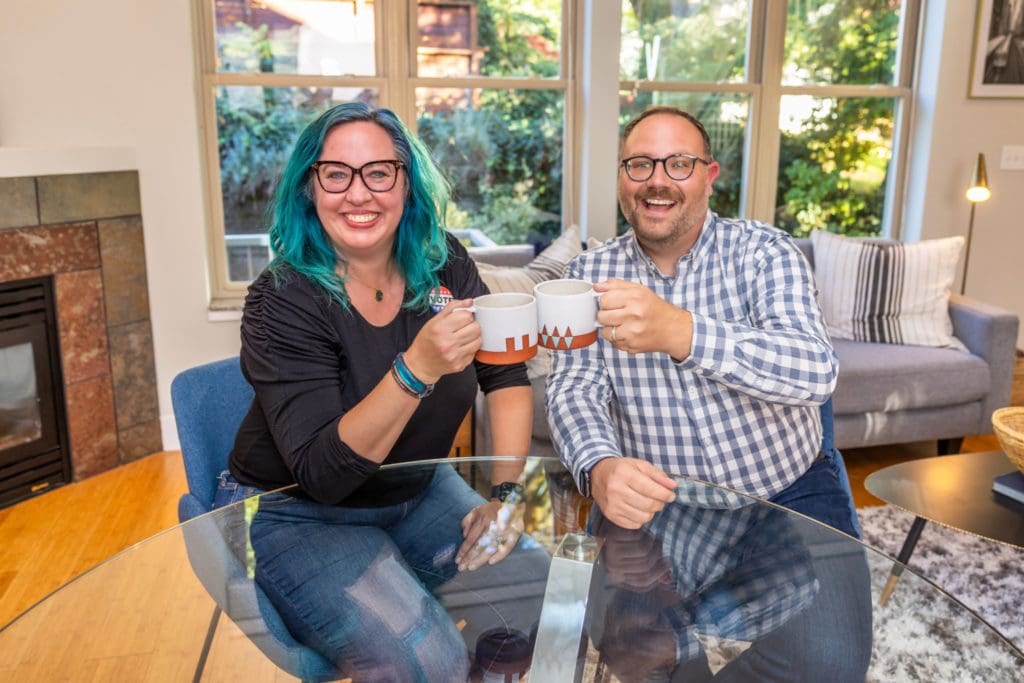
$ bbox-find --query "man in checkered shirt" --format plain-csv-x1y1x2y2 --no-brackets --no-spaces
546,106,859,539
548,105,871,680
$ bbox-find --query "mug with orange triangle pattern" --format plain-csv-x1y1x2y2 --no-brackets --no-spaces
533,279,602,351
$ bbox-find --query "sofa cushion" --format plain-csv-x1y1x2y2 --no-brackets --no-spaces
831,339,989,415
811,230,966,350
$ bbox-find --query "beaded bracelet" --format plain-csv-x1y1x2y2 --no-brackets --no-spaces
392,352,435,399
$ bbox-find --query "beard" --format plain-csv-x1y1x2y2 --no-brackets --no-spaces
619,186,706,254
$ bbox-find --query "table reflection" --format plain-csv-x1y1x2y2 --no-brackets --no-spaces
0,456,1020,683
585,489,871,682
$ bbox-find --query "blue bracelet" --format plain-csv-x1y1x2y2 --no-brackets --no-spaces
393,352,435,398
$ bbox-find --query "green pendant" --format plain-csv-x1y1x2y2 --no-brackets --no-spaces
374,289,384,302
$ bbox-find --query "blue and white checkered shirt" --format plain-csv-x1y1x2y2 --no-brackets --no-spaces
546,212,837,502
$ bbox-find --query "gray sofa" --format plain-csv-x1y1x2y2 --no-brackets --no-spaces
793,238,1019,453
469,237,1019,457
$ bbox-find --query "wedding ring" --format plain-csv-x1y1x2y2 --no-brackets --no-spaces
611,326,618,342
494,534,506,546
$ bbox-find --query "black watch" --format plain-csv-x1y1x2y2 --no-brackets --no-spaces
490,482,525,502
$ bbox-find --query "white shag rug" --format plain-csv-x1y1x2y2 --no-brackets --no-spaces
858,504,1024,682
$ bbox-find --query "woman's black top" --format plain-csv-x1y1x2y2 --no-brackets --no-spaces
228,235,529,507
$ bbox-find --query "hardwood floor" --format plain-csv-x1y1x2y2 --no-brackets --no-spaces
0,450,186,629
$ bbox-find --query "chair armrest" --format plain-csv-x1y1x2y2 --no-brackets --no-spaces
949,294,1020,430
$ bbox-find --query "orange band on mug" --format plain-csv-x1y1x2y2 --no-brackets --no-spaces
476,334,538,365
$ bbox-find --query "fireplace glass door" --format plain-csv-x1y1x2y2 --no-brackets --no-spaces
0,336,44,451
0,277,70,508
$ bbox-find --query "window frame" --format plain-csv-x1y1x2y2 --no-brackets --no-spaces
193,0,577,308
580,0,922,242
193,0,921,307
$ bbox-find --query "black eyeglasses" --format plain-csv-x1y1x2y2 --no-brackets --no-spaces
310,159,405,193
620,154,710,182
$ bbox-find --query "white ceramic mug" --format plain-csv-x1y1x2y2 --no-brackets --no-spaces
467,292,538,365
533,279,602,351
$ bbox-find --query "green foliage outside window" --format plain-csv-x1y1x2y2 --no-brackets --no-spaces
776,0,899,237
217,91,311,235
622,0,897,238
417,0,564,246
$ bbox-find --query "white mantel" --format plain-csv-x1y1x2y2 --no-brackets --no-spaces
0,146,137,178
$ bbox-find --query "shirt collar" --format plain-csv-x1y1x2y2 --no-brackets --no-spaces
626,209,717,278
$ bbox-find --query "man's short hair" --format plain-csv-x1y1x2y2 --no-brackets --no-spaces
620,106,714,160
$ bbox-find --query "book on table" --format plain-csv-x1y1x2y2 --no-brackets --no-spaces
992,470,1024,504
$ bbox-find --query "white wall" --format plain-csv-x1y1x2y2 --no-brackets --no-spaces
0,1,242,450
1,1,1021,454
905,0,1024,347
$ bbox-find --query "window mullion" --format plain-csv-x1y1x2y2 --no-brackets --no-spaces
562,0,579,236
383,0,416,128
192,0,241,304
747,0,785,224
577,0,621,242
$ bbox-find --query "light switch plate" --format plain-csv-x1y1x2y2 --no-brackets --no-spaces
1000,145,1024,170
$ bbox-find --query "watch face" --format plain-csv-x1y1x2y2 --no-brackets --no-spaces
492,482,525,502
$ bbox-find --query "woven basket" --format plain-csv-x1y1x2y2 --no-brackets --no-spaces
992,406,1024,474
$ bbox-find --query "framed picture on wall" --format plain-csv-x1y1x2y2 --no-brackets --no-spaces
970,0,1024,97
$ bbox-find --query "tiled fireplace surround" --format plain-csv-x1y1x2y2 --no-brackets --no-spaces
0,171,161,480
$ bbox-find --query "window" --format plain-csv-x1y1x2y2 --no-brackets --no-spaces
194,0,920,307
413,1,569,249
194,0,572,307
617,0,920,238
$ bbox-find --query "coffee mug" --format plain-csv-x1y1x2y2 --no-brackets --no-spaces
467,292,538,365
533,279,602,351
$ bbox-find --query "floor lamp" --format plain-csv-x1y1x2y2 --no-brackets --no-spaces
961,153,992,295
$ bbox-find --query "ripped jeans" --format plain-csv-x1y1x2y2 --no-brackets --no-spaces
222,464,546,682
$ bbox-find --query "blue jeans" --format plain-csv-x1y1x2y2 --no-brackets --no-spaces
768,448,862,539
217,464,548,682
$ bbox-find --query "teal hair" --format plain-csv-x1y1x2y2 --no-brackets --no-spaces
266,102,450,310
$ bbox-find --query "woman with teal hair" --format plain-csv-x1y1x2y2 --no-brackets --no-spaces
220,102,542,679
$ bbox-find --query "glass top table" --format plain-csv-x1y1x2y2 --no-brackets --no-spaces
2,456,1021,682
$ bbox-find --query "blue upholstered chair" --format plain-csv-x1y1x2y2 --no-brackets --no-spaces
172,356,338,682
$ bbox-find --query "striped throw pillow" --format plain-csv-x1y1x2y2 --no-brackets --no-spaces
810,230,966,350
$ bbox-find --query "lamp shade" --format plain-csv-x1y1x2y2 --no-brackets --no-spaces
966,153,991,203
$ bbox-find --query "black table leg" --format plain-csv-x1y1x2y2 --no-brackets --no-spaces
879,516,927,605
193,605,222,683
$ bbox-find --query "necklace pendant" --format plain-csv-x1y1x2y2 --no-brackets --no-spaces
374,289,384,302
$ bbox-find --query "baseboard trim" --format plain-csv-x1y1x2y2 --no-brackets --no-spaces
161,414,179,452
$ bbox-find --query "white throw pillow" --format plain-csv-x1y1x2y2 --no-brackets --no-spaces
476,225,582,377
810,230,966,350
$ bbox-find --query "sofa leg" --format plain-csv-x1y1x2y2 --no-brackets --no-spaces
937,437,963,455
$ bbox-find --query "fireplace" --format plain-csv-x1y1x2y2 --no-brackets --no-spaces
0,168,162,505
0,276,71,507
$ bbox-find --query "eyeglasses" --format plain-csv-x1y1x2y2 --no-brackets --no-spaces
310,159,405,193
620,154,710,183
